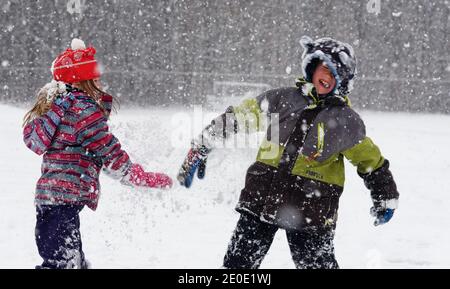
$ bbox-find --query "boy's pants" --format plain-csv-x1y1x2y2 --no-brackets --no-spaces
223,213,339,269
35,204,87,269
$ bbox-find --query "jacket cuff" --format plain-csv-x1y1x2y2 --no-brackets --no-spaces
374,198,399,210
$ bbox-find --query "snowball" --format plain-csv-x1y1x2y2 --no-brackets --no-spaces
260,99,269,112
314,190,321,197
285,66,292,74
301,82,314,96
71,38,86,50
43,80,67,102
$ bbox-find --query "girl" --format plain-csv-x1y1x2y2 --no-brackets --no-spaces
23,38,173,269
177,36,399,269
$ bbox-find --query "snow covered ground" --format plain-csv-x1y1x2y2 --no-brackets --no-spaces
1,102,450,269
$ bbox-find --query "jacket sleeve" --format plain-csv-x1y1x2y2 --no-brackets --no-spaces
343,137,399,206
196,89,281,148
23,103,65,155
76,105,132,180
230,88,281,133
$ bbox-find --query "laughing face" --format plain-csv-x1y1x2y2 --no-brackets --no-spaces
312,63,336,95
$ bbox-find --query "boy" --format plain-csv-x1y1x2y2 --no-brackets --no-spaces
178,36,399,269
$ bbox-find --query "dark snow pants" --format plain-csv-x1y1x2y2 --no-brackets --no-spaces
35,204,87,269
223,213,339,269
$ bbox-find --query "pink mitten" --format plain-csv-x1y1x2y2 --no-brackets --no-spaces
124,163,173,189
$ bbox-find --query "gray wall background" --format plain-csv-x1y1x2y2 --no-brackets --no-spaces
1,0,449,112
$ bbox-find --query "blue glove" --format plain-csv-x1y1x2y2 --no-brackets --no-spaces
370,207,395,226
177,144,209,188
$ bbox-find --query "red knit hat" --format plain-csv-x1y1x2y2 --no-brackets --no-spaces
51,38,101,83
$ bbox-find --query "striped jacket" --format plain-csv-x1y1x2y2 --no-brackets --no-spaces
23,88,132,210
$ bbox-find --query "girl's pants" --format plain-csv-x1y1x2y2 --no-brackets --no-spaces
35,204,87,269
223,213,339,269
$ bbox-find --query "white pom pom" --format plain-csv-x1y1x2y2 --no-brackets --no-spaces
71,38,86,50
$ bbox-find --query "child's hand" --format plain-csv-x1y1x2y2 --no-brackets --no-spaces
370,199,398,226
371,207,394,226
123,163,173,189
177,144,209,188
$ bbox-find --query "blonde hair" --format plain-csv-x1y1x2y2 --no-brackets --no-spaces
23,79,114,127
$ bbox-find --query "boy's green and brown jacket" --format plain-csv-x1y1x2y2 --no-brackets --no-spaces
203,79,399,229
